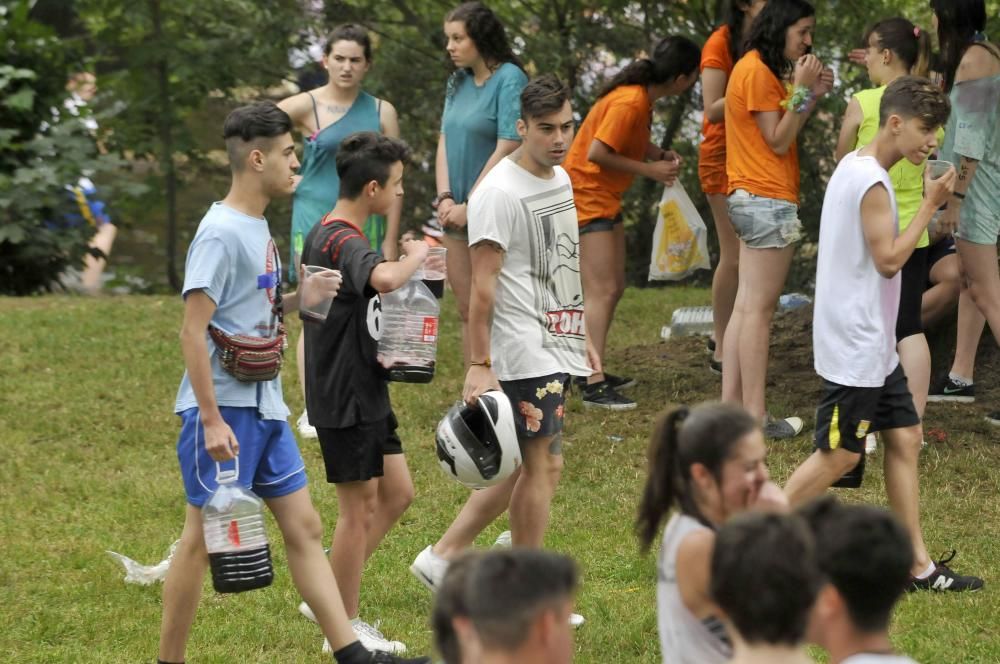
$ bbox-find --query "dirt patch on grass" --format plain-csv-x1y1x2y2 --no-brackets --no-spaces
612,304,999,444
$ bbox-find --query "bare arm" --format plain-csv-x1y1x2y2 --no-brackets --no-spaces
277,92,318,136
368,238,428,293
835,97,863,162
701,67,729,124
462,240,504,405
179,291,238,460
754,55,827,156
380,100,402,260
675,529,718,620
863,171,954,278
589,139,680,184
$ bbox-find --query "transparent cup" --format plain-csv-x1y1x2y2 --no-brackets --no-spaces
300,265,340,322
926,159,953,180
421,246,447,281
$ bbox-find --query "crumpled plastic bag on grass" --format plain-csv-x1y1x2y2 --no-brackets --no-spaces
106,540,179,585
648,182,711,281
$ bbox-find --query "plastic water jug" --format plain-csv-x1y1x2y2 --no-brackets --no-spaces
377,277,440,383
202,461,274,593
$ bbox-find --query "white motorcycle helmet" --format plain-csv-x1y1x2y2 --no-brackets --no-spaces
436,390,521,489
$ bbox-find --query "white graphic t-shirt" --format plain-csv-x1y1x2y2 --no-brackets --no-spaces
468,157,591,381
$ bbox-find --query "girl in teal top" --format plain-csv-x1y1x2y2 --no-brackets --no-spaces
280,23,400,279
435,3,527,364
930,0,1000,425
835,16,937,419
279,23,400,437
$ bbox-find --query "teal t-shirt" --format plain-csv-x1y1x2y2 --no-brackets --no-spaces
441,62,528,203
940,71,1000,234
289,91,382,277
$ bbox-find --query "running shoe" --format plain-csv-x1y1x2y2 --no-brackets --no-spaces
318,619,408,655
493,530,512,548
909,551,984,592
297,410,318,439
865,433,877,455
410,545,449,593
927,375,975,403
986,411,1000,426
706,336,716,353
709,358,722,376
763,415,804,440
582,381,637,411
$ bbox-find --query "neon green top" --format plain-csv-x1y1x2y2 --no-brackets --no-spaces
853,85,942,248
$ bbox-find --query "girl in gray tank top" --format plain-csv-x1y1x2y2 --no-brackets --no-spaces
636,402,789,664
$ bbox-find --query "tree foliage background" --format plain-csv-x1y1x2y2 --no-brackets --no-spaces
5,0,1000,293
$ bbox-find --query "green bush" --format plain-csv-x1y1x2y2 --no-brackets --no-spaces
0,3,132,295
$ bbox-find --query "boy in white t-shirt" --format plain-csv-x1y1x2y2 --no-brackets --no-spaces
784,77,982,592
410,75,596,601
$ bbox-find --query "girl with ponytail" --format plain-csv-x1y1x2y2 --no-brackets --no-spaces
636,402,786,664
563,35,701,411
834,17,937,426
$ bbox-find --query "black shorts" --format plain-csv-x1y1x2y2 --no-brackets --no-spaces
814,364,920,454
896,247,928,341
316,411,403,484
926,236,956,282
499,373,570,440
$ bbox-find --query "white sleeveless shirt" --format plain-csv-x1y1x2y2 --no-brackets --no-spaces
813,150,900,387
656,513,732,664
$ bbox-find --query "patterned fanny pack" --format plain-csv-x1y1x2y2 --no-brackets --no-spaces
208,243,287,383
209,324,287,382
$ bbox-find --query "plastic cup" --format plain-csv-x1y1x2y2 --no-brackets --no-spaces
926,159,953,180
300,265,340,322
421,246,447,281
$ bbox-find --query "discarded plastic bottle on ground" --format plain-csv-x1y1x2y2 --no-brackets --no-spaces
668,306,714,338
779,292,812,311
202,462,274,593
377,276,440,383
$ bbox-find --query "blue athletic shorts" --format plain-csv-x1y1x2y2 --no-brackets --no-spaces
176,406,307,507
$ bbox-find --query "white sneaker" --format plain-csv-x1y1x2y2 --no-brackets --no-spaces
493,530,512,548
312,612,407,654
570,612,585,628
297,411,318,439
352,618,407,654
410,545,449,593
298,600,317,623
865,433,877,455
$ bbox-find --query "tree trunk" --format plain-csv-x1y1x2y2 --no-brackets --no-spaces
150,0,181,292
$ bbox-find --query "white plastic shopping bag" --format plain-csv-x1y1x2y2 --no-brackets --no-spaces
648,182,711,281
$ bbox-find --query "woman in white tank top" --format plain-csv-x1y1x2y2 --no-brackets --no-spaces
636,402,789,664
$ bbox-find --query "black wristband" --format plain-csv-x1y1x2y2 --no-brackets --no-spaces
952,191,966,200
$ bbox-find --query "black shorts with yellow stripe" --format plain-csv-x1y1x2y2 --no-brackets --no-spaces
814,364,920,454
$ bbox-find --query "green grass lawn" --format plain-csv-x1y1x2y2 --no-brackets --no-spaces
1,289,997,662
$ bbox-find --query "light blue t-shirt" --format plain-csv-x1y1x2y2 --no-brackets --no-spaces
174,202,289,420
441,62,527,203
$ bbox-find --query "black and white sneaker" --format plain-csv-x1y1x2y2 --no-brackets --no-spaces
927,375,975,403
909,551,984,592
985,411,1000,426
574,373,636,391
709,358,722,375
582,381,637,411
706,336,716,353
763,415,804,440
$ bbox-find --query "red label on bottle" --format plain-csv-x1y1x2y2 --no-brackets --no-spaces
421,317,438,343
227,519,241,547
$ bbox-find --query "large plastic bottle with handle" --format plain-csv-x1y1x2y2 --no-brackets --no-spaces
377,276,440,383
201,460,274,593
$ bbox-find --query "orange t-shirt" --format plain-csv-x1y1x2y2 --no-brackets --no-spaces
564,85,652,223
700,25,733,162
725,49,800,204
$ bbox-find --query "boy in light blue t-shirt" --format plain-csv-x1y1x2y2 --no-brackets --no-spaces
159,101,426,664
